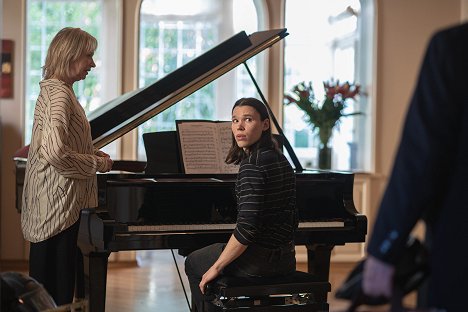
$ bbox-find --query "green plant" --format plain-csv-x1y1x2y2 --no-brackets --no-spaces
284,80,361,147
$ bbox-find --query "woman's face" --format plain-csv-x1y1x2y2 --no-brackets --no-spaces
68,52,96,84
231,105,269,149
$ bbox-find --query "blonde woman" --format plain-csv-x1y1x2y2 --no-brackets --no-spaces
21,27,113,305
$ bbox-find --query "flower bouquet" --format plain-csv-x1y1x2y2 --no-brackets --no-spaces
284,80,361,168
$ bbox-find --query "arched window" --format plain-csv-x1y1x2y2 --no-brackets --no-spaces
284,0,374,171
24,0,122,157
137,0,263,160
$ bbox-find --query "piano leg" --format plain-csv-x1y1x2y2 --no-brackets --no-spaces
82,251,110,312
306,244,333,305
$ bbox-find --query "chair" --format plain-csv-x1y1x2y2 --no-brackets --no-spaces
204,271,330,311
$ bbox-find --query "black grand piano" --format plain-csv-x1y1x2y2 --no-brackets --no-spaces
15,29,367,312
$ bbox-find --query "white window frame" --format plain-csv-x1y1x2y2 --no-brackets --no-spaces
137,0,265,160
283,0,375,172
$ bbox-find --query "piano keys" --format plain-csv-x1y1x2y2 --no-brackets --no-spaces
97,173,360,240
125,221,346,233
82,171,365,247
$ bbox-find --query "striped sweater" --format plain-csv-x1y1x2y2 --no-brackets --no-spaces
233,147,297,248
21,79,108,243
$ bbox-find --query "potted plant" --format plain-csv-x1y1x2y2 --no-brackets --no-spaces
284,80,361,169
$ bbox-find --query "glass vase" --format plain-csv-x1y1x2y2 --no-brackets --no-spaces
318,144,332,169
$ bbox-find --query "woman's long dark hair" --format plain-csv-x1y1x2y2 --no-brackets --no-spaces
225,97,280,165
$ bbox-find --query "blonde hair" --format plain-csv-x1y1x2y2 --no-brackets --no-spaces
42,27,97,80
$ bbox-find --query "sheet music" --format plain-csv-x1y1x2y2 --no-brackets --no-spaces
176,120,239,174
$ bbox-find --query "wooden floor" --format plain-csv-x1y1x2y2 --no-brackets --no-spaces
1,250,416,311
103,250,416,312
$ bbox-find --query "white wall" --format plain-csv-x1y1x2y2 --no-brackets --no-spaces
1,0,26,260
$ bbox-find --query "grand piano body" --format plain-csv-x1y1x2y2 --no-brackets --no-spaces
15,29,367,311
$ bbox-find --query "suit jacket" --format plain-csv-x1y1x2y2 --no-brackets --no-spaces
367,23,468,310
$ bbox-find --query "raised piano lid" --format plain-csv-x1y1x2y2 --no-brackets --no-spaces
88,28,288,149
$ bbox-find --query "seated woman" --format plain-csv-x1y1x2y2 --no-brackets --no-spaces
184,97,297,312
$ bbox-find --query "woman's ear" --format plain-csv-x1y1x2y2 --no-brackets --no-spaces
262,118,270,131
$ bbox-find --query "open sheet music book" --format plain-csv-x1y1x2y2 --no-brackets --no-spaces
176,120,239,174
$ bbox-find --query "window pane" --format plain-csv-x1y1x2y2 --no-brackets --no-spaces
284,0,371,171
182,29,196,48
145,28,160,48
25,0,121,158
30,50,42,71
163,50,178,74
26,0,102,143
137,0,261,160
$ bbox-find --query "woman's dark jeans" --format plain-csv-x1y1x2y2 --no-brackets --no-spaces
184,242,296,312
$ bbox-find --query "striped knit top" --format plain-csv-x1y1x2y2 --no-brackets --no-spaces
233,147,297,248
21,79,109,243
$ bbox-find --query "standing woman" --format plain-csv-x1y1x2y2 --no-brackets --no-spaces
21,27,113,306
185,97,297,311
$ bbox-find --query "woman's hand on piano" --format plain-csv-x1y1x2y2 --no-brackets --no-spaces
104,157,114,172
96,150,113,172
95,150,110,158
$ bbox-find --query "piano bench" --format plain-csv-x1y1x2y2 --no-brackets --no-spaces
204,271,330,311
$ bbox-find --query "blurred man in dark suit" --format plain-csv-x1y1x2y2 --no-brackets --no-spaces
363,23,468,311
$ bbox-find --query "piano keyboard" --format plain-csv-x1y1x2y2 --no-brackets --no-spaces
126,220,345,232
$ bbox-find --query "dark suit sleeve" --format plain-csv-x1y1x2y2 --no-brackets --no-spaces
367,25,466,264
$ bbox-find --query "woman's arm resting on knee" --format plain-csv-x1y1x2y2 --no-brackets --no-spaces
199,235,247,294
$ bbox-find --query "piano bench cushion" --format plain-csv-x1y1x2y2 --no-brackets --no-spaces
206,271,330,298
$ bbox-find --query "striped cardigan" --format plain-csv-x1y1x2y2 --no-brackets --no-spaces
233,147,297,248
21,79,108,242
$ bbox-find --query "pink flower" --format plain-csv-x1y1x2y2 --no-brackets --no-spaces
284,79,362,146
323,80,360,100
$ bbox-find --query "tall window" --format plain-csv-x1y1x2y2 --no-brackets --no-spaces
284,0,374,171
25,0,121,157
137,0,263,160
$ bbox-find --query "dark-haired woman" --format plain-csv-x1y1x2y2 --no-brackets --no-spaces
185,97,297,311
